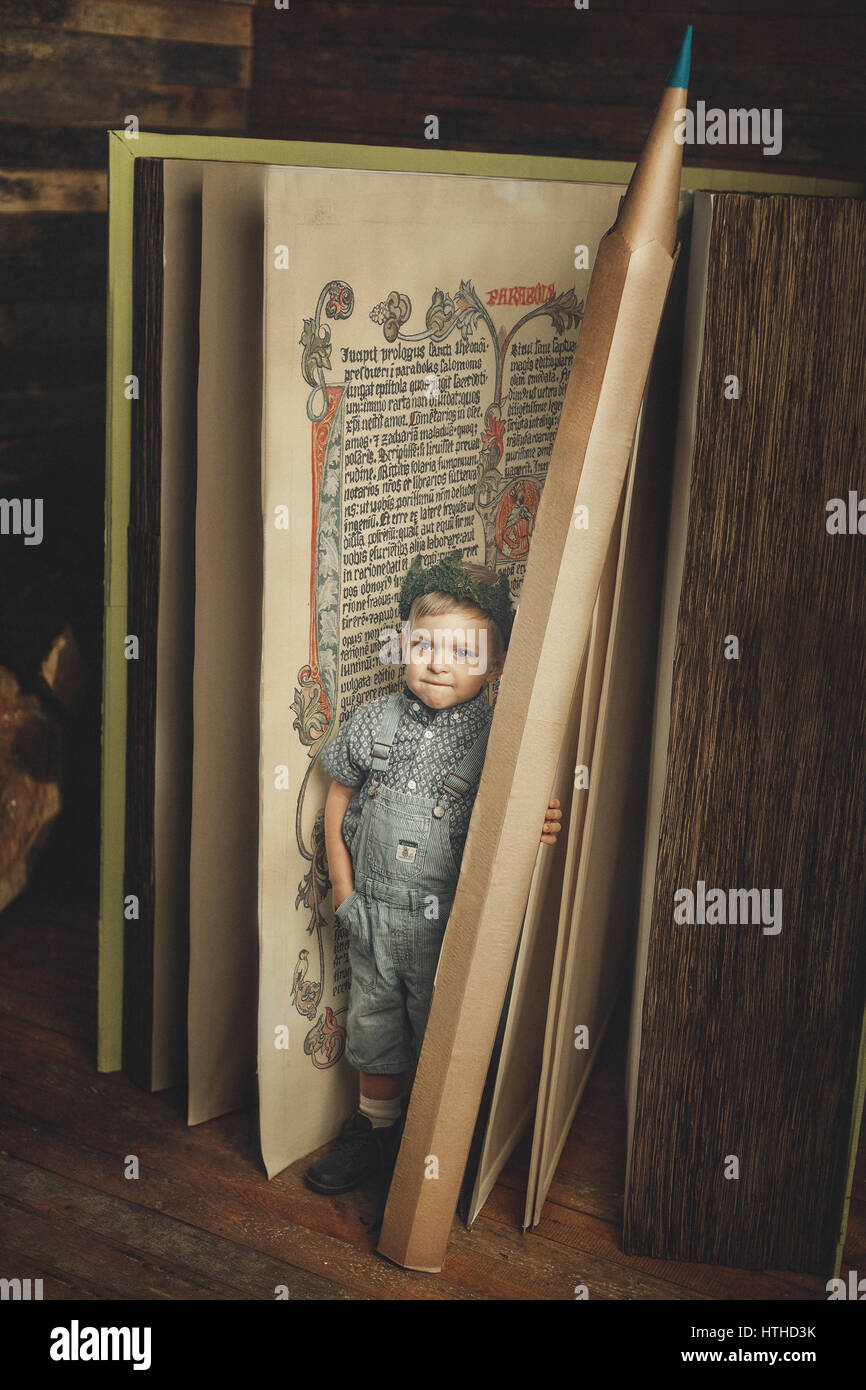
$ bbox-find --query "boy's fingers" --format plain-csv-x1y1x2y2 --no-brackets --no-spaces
541,797,564,842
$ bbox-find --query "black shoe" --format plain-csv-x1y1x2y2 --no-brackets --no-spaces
376,1110,404,1183
304,1109,403,1195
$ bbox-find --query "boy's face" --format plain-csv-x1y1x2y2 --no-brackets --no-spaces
405,608,504,710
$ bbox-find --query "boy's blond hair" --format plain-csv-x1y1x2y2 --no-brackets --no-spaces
407,590,505,664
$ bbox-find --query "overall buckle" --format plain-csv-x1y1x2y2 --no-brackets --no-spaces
368,738,392,797
433,771,471,818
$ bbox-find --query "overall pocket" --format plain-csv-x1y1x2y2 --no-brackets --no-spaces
337,890,377,996
334,888,360,923
368,808,431,880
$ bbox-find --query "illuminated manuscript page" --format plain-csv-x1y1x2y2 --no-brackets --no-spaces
260,165,624,1176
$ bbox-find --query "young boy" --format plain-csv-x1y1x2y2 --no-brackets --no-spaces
305,552,561,1194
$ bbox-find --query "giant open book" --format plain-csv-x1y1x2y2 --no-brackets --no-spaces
100,131,864,1278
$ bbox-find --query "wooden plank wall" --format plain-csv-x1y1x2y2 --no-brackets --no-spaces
249,1,866,177
0,0,255,892
0,0,863,894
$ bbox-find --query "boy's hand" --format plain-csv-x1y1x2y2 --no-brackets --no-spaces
332,882,355,911
540,798,562,846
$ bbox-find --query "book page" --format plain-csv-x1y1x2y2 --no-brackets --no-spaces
464,625,590,1226
532,404,658,1225
152,160,202,1092
625,195,712,1154
188,161,266,1125
525,484,624,1224
260,165,625,1178
528,211,685,1225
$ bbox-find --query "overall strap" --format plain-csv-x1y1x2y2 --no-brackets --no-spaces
434,717,492,815
366,692,404,795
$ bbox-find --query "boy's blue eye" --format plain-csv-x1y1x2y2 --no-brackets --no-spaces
456,647,469,659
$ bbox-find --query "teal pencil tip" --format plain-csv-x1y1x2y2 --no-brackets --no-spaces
666,24,692,89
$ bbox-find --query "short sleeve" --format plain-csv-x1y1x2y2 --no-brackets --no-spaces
318,703,370,787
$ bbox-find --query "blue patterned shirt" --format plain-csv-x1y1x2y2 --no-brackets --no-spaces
319,681,493,870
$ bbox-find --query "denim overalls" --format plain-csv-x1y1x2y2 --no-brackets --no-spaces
335,691,491,1074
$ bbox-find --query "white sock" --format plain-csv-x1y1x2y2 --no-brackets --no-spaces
359,1092,403,1128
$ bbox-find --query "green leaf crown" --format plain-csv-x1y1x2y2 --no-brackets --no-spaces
398,549,515,648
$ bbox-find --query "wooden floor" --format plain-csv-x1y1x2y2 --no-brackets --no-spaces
1,871,863,1301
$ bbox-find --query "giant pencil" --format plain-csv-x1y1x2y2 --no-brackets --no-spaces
377,29,692,1272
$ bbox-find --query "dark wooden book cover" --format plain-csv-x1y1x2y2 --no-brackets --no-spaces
623,193,866,1274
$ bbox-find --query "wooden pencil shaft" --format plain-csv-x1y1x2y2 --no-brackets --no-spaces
378,231,677,1270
